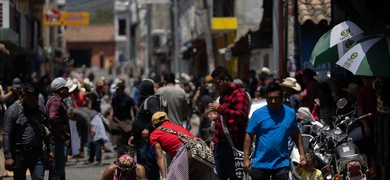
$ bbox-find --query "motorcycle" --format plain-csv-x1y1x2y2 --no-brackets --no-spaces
310,98,371,180
290,107,326,179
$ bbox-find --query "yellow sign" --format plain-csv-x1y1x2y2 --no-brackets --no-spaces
43,10,89,26
61,12,89,26
212,17,237,30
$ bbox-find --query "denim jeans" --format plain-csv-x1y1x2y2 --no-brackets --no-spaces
214,143,243,180
49,140,69,180
250,167,290,180
136,143,160,180
88,139,104,163
14,147,45,180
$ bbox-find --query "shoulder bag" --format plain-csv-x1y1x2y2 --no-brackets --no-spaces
220,116,250,179
157,126,215,168
16,100,51,169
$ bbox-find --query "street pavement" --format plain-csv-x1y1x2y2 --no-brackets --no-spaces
3,144,117,180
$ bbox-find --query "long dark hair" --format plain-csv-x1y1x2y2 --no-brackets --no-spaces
380,78,390,106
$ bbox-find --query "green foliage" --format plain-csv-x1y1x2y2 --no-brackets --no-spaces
90,8,114,24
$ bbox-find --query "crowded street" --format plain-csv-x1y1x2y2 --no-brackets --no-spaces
1,0,390,180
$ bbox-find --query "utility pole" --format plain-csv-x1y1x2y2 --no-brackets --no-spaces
126,0,132,70
144,4,152,77
203,0,215,74
173,0,180,78
45,0,54,80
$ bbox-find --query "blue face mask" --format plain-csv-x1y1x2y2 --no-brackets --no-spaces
208,87,215,94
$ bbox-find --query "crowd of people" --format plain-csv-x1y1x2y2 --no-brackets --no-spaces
0,64,390,179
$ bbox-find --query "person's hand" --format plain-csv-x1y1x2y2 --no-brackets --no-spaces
4,158,14,171
208,111,219,121
128,136,134,146
49,152,55,162
141,129,149,140
299,154,307,166
314,98,320,106
208,101,220,111
243,158,252,173
89,128,96,137
209,141,215,151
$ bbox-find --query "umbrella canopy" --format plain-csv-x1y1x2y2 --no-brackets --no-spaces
310,18,385,66
336,35,390,78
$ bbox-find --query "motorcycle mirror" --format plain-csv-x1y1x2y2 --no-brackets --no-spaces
336,98,348,109
322,125,330,131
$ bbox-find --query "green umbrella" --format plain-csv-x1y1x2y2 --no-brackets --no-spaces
336,35,390,78
310,19,385,66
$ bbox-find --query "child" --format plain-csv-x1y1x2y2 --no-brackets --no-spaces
298,152,323,180
100,146,146,180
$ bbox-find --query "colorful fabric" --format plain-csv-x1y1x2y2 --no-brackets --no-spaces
212,83,249,144
46,93,70,144
150,121,195,157
167,144,189,180
113,154,137,180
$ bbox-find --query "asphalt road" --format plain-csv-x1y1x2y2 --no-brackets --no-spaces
3,143,117,180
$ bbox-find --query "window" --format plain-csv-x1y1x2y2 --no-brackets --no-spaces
213,0,235,17
118,19,126,35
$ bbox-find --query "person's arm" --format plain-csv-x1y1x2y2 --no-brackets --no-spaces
3,106,16,171
136,164,147,180
153,143,167,179
291,129,306,166
356,90,372,137
100,163,116,180
1,90,13,103
243,133,254,172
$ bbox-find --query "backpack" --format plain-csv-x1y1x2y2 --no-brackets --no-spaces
143,95,168,113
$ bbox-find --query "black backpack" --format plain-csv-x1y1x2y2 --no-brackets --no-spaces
143,95,168,113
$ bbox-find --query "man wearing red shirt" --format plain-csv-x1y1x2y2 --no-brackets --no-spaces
150,112,216,180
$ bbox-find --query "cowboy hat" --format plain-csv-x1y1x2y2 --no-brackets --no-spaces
280,77,301,91
342,83,359,96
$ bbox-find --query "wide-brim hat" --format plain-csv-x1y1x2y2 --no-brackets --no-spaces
280,77,301,91
258,67,271,76
313,72,330,83
342,83,359,96
151,111,169,125
68,79,80,93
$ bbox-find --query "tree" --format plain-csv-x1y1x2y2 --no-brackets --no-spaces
90,8,114,24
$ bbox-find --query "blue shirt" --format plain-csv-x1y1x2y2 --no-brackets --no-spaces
247,104,297,169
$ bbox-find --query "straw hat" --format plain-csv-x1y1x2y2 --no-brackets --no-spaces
68,79,81,93
258,67,271,76
280,77,301,91
342,83,359,96
151,111,169,125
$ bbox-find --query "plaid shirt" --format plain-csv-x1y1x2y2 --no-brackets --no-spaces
46,93,71,145
213,84,249,145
